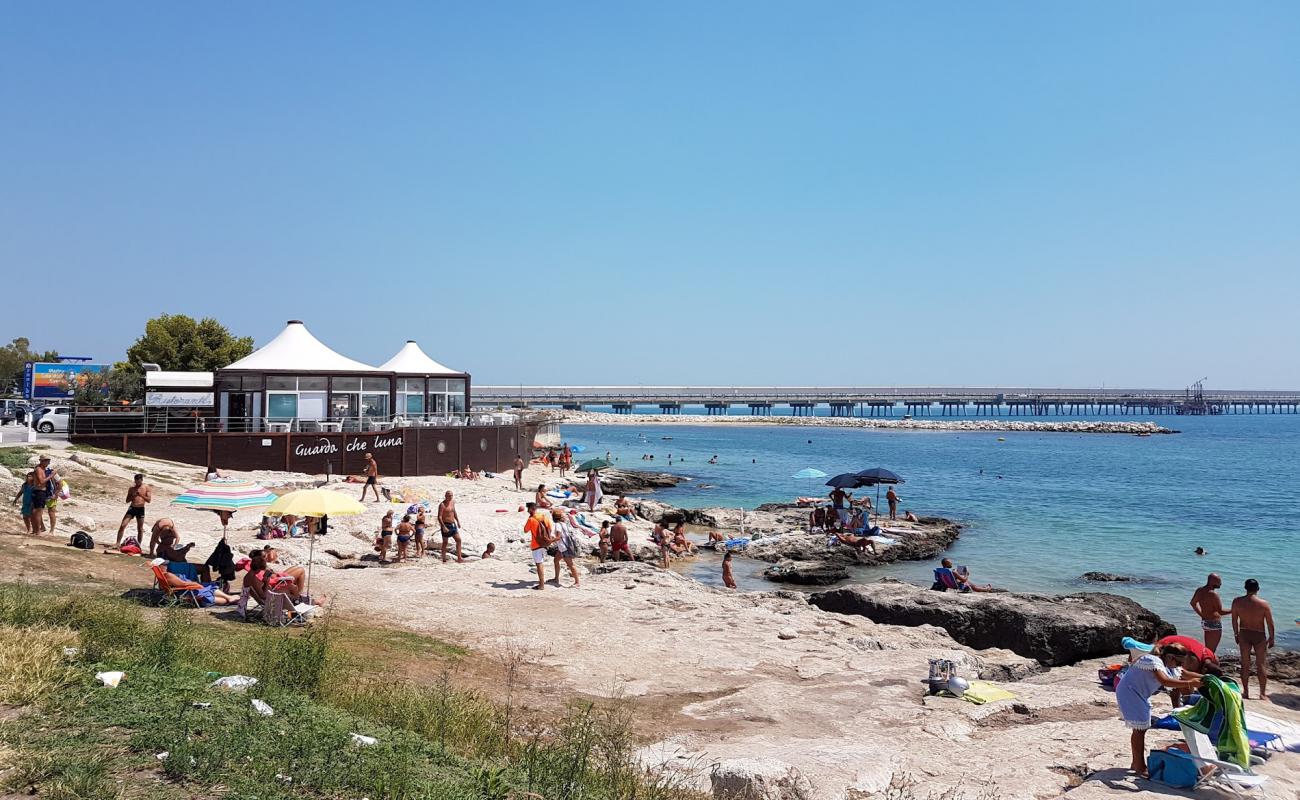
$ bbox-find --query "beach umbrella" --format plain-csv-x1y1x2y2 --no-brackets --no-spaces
792,468,828,479
852,467,904,520
267,489,367,600
576,458,611,472
171,479,280,539
824,473,862,489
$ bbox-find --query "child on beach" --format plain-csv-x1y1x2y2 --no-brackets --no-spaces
1115,642,1202,777
722,551,737,589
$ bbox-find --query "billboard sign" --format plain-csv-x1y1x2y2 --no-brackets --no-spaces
24,362,110,400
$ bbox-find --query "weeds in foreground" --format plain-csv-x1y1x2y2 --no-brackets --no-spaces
0,446,34,471
0,582,707,800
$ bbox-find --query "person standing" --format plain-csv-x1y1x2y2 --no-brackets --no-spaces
437,490,464,563
395,514,414,562
829,487,850,525
886,487,899,521
513,455,524,491
10,471,37,534
550,509,580,588
525,504,552,589
360,453,380,502
722,550,737,589
584,469,602,512
1230,579,1276,701
115,474,152,549
1189,573,1227,653
33,455,59,535
414,508,427,558
378,509,394,563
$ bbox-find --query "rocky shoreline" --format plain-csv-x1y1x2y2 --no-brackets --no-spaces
558,409,1177,434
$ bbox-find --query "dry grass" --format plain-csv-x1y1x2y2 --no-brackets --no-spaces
0,623,78,705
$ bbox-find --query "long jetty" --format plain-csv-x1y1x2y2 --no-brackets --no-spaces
473,386,1300,416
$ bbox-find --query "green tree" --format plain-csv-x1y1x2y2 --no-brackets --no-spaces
107,362,144,403
125,315,254,373
0,337,60,395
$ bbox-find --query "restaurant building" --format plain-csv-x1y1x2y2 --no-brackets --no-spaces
71,320,538,477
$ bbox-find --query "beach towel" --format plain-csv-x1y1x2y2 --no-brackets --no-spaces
1174,675,1250,769
961,681,1015,705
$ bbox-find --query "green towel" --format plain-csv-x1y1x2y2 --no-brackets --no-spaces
1174,675,1250,769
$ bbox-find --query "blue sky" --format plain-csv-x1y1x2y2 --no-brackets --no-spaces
2,3,1297,388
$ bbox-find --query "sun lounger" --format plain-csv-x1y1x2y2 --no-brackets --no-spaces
1176,720,1269,794
1154,713,1283,753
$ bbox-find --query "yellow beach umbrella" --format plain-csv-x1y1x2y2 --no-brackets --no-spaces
266,489,366,599
267,488,365,517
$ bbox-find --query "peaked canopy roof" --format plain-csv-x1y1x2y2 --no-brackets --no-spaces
223,320,379,373
378,340,462,376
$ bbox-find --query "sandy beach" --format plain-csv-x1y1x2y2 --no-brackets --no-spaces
554,410,1176,435
2,443,1297,799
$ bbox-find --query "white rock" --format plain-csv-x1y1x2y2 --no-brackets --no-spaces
777,628,798,640
710,758,813,800
0,465,11,480
68,514,97,532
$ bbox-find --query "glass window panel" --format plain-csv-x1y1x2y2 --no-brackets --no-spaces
447,379,466,393
267,376,296,391
428,379,448,393
405,394,424,414
332,377,361,391
431,394,447,413
329,393,357,418
241,375,264,391
362,378,390,391
361,393,389,418
449,393,466,412
298,377,326,391
267,393,298,419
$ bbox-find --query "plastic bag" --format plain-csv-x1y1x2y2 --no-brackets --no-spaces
210,675,259,693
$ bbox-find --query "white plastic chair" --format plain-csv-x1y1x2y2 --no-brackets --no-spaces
1177,721,1269,795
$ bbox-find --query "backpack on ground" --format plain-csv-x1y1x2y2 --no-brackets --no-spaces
69,531,94,550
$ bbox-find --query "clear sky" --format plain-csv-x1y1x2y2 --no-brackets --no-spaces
3,3,1298,388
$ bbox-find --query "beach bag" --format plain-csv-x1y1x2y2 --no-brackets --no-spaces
1098,663,1125,689
70,531,94,550
1147,748,1198,788
58,480,71,500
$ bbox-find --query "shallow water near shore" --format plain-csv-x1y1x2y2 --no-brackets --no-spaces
561,414,1300,652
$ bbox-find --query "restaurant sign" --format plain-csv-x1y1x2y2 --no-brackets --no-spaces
146,391,216,407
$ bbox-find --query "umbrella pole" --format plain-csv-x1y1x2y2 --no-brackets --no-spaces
306,529,315,600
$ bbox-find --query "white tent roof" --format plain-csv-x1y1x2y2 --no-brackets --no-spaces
378,341,461,375
223,320,379,372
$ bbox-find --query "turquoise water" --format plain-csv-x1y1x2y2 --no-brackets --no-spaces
562,415,1300,651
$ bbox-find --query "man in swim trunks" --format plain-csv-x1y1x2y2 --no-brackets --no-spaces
1189,572,1227,653
609,520,634,561
359,453,380,503
113,473,152,549
438,490,463,563
513,455,524,491
829,487,850,525
886,487,899,521
148,517,176,559
1231,579,1276,701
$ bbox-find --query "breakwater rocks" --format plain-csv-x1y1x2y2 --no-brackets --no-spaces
808,583,1175,666
594,469,683,494
558,410,1177,435
741,516,962,570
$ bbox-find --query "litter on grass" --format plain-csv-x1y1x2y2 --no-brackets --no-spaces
211,675,258,692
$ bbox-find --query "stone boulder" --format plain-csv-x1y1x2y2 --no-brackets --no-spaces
762,560,849,586
710,758,813,800
1080,572,1133,582
629,499,717,527
1218,650,1300,688
597,469,683,495
808,583,1174,666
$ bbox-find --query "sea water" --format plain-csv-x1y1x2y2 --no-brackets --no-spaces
560,414,1300,651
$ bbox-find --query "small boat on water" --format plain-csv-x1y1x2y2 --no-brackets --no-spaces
661,436,673,440
901,414,913,420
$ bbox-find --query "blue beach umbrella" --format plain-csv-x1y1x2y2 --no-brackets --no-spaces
853,467,904,518
824,473,862,489
792,468,828,479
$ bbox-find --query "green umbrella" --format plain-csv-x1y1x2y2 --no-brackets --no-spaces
576,458,611,472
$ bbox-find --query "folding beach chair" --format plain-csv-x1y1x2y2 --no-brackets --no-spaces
932,567,965,592
150,564,203,608
261,590,317,627
236,587,262,621
1176,720,1269,795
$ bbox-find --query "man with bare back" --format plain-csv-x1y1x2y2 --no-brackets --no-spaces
1189,573,1227,653
1231,579,1276,701
360,453,380,502
115,473,152,549
437,490,464,563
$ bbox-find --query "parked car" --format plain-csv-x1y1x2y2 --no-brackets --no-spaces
35,405,72,433
0,399,30,426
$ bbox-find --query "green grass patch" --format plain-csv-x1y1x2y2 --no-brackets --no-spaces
0,446,34,471
0,583,705,800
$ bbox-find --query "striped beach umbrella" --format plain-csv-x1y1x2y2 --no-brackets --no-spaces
172,479,280,512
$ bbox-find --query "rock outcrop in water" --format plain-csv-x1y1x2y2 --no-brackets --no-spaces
762,560,850,586
1080,572,1134,582
738,517,961,570
807,582,1175,666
